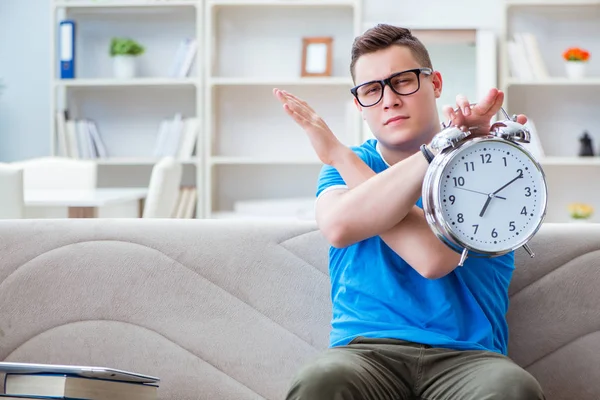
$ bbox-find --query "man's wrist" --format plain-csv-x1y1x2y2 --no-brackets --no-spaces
330,145,354,168
420,144,435,163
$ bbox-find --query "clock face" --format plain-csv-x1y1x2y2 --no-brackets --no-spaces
438,138,547,254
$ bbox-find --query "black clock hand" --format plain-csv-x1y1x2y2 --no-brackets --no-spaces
479,195,492,217
454,186,506,200
479,172,524,218
493,171,524,196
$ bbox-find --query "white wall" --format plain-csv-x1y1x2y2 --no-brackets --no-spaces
0,0,51,162
0,0,503,162
364,0,503,30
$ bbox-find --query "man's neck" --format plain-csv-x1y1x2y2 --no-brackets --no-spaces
376,142,417,166
376,120,441,166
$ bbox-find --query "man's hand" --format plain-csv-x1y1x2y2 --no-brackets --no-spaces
273,88,346,166
442,88,528,136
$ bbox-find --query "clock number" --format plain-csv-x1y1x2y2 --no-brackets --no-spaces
472,224,479,234
524,187,531,197
502,157,508,167
521,206,527,215
453,177,465,187
491,228,498,238
464,161,475,172
457,213,464,223
480,153,492,164
449,195,456,205
509,221,516,231
516,168,523,178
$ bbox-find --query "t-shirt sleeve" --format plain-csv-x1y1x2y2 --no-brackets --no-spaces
315,146,373,200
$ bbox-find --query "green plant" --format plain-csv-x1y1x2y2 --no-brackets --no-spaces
110,37,145,57
568,202,593,219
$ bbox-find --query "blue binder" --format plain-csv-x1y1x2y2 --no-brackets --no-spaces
59,20,75,79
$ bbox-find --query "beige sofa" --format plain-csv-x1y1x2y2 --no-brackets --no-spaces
1,219,599,399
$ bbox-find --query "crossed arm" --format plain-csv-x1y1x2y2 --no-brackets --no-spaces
316,146,461,279
272,87,524,279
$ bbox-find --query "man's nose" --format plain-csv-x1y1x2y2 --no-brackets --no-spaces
381,84,402,109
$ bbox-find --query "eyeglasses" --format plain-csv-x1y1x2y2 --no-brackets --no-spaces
350,68,433,108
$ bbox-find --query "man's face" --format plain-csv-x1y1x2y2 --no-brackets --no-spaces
352,45,443,151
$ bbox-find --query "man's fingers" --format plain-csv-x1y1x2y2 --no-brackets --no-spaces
442,105,455,124
283,103,310,127
281,90,314,111
455,94,471,116
473,88,499,115
489,90,504,116
516,114,528,125
453,106,466,128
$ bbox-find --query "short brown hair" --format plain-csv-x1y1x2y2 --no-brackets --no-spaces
350,24,433,82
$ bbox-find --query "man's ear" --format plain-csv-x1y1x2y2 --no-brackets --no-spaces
353,97,364,117
432,71,443,99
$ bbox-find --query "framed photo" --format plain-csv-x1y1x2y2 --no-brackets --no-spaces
301,37,333,77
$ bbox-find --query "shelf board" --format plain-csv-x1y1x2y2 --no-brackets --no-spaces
207,0,357,7
95,157,198,165
209,77,354,86
210,156,322,165
53,0,198,8
506,77,600,86
55,78,198,88
506,0,600,6
210,211,313,221
541,157,600,166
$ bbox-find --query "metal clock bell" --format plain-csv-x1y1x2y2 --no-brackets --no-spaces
421,106,548,267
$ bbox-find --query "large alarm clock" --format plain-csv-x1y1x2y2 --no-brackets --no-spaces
422,106,548,266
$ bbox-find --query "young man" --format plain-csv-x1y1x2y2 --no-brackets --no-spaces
274,24,545,400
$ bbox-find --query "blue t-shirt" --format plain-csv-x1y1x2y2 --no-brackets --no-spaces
316,139,515,355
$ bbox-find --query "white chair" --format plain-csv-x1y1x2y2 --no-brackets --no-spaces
143,157,183,218
14,156,97,191
0,163,25,219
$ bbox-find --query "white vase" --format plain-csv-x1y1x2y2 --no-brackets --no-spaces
113,55,137,79
565,61,586,79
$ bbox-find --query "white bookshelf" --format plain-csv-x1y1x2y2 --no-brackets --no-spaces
500,0,600,223
203,0,363,218
47,0,520,221
51,0,204,213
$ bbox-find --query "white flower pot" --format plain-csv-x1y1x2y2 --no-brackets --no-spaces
565,61,586,79
113,55,137,79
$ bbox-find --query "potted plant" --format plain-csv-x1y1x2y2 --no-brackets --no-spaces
568,202,594,223
110,37,145,79
563,47,590,79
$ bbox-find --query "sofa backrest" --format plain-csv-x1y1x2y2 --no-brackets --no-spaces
0,219,599,400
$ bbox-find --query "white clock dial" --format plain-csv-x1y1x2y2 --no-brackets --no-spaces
438,139,547,253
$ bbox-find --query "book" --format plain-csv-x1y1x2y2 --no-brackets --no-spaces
4,374,157,400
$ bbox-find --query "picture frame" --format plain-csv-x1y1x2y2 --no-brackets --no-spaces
301,37,333,77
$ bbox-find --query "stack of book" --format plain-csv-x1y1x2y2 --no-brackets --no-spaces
0,362,159,400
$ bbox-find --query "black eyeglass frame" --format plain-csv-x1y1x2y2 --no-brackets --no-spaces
350,67,434,107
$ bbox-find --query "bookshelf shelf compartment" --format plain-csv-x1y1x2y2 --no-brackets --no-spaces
210,163,321,216
56,6,198,80
209,4,356,79
501,0,600,223
210,85,357,160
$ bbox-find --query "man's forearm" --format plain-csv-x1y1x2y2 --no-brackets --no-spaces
322,146,428,244
325,147,460,276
